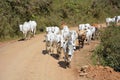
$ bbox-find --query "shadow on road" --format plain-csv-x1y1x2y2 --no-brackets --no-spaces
75,46,80,50
58,61,68,69
50,53,59,60
42,50,48,55
18,38,25,41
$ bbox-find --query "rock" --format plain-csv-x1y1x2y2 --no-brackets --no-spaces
79,72,88,76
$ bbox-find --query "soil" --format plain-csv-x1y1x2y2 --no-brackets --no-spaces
0,27,120,80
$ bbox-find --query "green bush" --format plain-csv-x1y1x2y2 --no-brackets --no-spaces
93,26,120,71
0,0,120,41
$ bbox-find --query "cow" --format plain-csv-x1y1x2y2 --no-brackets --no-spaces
54,26,60,34
78,23,91,30
19,20,37,40
45,29,63,59
46,27,52,34
78,24,86,30
29,20,37,37
70,30,78,48
106,17,115,26
85,29,92,45
89,26,96,40
77,30,86,48
63,38,75,68
61,26,70,41
19,22,30,39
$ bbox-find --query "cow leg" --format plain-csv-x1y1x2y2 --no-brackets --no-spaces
33,27,36,37
81,40,85,48
57,44,62,60
64,53,71,68
67,55,72,68
64,53,68,63
28,31,31,40
46,41,51,54
51,42,55,54
46,43,49,54
78,39,81,50
32,27,36,37
24,32,27,40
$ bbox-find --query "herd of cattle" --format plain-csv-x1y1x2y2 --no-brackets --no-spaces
19,15,120,68
45,23,98,68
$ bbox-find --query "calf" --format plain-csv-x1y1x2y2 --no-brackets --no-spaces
77,30,86,48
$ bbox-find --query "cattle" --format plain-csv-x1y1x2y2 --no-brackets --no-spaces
77,30,86,48
46,26,60,34
78,24,86,30
45,27,63,59
46,27,52,34
19,22,30,39
29,20,37,37
84,23,91,30
85,29,92,45
59,29,77,67
45,32,56,54
54,26,60,34
63,38,75,68
106,17,115,26
61,26,70,41
19,20,37,40
89,26,96,40
78,23,91,31
91,23,102,39
70,30,78,48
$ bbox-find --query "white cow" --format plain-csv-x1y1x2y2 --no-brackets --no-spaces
78,24,86,30
85,23,91,29
46,26,60,34
85,29,92,45
78,23,91,30
19,22,30,39
46,32,55,54
45,30,63,56
106,17,115,26
89,26,96,40
63,38,75,68
70,30,78,48
61,25,70,41
19,20,37,39
54,26,60,34
46,27,52,33
29,20,37,37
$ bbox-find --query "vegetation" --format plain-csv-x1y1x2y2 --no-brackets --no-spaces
0,0,120,72
93,25,120,71
0,0,120,40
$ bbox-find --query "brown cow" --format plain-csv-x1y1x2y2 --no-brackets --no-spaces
77,30,86,49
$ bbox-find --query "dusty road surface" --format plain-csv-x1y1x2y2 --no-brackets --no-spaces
0,27,99,80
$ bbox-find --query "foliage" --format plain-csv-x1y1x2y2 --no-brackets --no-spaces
93,26,120,71
0,0,120,40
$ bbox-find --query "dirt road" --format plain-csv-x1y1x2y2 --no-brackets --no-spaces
0,27,99,80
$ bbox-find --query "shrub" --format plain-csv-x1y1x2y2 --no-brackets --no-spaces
0,0,120,41
93,25,120,71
